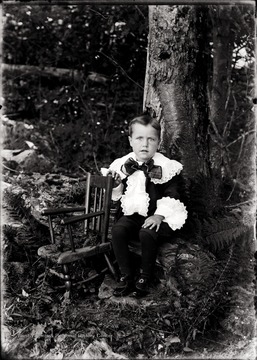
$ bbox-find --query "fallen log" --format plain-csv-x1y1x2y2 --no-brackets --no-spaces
2,63,110,85
2,63,81,81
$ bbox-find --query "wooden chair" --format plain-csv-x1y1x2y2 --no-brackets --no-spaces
37,172,117,296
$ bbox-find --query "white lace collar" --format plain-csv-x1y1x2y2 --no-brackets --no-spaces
110,152,183,184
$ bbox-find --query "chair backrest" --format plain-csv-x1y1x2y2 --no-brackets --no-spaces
84,172,113,242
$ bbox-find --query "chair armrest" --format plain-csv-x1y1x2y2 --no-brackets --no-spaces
61,211,105,225
41,206,86,216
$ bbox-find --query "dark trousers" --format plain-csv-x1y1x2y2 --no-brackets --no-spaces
111,213,174,278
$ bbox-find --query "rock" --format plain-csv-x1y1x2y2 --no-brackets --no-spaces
19,152,53,173
2,149,25,161
2,116,34,149
2,149,34,163
98,274,116,299
129,239,218,298
2,115,54,173
3,148,54,173
98,275,139,306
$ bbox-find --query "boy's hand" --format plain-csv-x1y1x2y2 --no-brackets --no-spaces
142,215,164,232
107,170,122,187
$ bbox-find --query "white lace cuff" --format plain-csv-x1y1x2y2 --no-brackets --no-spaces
112,183,124,201
155,197,187,231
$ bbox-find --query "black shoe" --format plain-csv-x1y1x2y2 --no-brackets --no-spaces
132,276,150,298
113,274,133,297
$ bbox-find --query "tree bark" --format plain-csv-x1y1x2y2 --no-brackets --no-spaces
144,5,211,180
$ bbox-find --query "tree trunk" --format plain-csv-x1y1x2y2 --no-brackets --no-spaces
144,3,256,345
144,5,211,180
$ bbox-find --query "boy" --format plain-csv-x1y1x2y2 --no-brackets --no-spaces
104,114,187,297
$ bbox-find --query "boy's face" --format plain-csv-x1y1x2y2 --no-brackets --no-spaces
129,123,160,162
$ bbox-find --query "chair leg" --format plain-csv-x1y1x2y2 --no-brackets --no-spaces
62,264,72,297
104,253,118,280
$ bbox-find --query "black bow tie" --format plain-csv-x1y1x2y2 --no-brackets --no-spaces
123,157,162,179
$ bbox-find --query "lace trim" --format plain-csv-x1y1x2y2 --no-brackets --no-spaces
120,172,150,217
155,197,188,230
151,159,182,184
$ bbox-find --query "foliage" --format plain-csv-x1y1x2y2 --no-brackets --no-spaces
3,4,148,173
179,170,250,255
3,4,148,75
2,172,255,359
170,169,254,344
209,5,255,203
2,4,255,358
202,216,246,252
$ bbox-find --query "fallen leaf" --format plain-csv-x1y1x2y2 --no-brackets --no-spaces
164,319,171,326
31,323,46,341
56,334,67,343
29,344,40,357
50,319,62,326
183,346,194,352
164,335,181,345
22,289,29,297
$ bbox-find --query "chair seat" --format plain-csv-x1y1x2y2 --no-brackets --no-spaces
38,242,112,265
38,244,62,262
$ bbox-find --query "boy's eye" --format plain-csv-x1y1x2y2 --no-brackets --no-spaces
134,136,157,142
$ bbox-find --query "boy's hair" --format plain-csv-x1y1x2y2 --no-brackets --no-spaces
128,114,161,138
